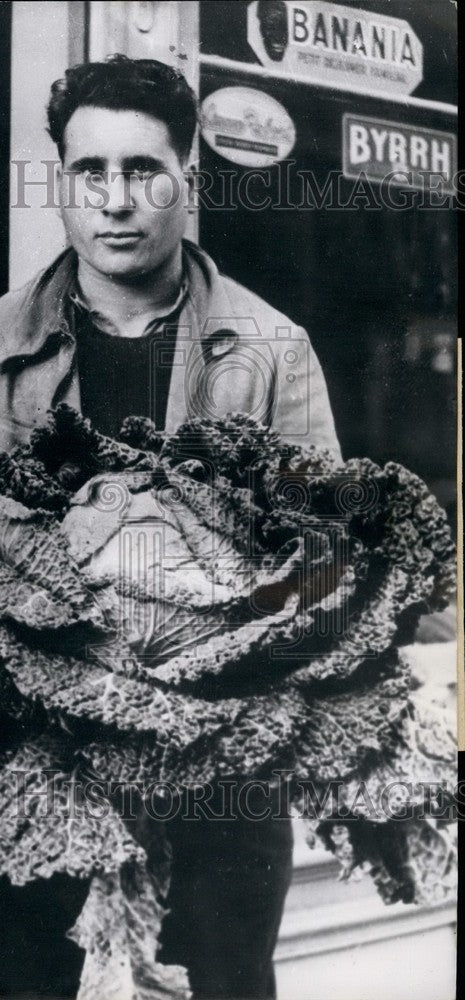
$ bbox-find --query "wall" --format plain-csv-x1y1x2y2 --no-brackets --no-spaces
0,1,12,297
8,1,86,290
275,817,456,1000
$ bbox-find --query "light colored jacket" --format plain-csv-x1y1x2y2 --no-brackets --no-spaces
0,240,341,459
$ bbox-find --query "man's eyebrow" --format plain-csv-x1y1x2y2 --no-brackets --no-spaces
66,156,107,173
120,156,166,172
65,155,168,174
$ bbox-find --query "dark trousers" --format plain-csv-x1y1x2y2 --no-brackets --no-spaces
0,808,293,999
0,874,89,997
158,804,294,999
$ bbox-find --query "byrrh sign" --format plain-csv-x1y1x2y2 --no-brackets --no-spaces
247,1,423,96
343,114,457,193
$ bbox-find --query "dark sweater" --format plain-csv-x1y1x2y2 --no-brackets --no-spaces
75,312,178,437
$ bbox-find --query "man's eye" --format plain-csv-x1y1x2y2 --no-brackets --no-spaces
84,170,107,183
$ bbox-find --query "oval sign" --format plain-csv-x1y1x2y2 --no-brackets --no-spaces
200,86,296,167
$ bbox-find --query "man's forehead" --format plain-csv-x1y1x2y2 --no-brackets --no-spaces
63,105,174,158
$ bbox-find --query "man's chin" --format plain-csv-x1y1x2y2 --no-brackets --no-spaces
91,254,156,281
266,45,285,61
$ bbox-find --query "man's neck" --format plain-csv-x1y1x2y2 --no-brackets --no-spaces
76,247,183,338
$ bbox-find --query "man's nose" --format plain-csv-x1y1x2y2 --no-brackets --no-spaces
102,172,135,214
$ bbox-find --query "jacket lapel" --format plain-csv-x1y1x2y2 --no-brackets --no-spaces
0,249,77,364
164,241,239,433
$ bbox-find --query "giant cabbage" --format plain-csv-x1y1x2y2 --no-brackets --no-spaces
0,405,457,998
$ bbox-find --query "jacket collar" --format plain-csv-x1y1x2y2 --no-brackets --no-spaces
0,248,77,373
1,240,239,370
180,240,240,358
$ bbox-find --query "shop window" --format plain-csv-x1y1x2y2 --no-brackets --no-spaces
198,0,457,519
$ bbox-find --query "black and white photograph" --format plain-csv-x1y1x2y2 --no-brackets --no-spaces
0,2,459,998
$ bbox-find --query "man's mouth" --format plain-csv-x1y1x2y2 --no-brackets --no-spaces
97,232,143,247
269,41,284,54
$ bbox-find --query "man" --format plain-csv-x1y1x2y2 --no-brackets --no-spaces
257,0,289,62
0,55,341,998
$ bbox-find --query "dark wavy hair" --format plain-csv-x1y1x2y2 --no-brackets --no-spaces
47,54,198,163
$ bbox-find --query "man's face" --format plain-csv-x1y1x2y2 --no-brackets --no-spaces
258,1,288,62
59,106,189,280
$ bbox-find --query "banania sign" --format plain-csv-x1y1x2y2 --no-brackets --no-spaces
247,1,423,96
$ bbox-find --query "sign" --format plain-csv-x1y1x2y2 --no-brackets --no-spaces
247,1,423,96
200,86,296,166
342,114,457,193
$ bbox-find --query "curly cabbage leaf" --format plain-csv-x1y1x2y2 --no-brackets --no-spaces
69,862,191,1000
0,406,457,956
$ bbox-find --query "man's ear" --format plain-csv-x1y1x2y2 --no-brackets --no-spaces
185,162,199,215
